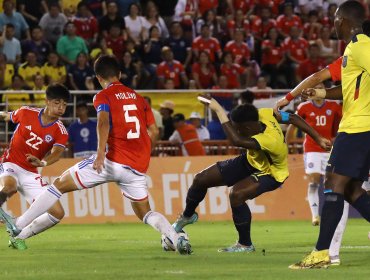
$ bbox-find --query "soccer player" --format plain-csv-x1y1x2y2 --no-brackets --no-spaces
0,84,69,250
173,95,331,252
290,1,370,269
0,55,192,255
287,85,342,227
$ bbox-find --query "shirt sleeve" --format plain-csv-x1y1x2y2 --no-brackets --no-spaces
10,106,26,124
145,102,155,127
93,92,110,113
327,56,342,82
54,126,69,148
169,130,181,143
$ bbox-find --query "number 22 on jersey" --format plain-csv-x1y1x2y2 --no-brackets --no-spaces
25,131,43,150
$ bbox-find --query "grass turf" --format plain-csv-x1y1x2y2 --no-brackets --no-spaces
0,219,369,280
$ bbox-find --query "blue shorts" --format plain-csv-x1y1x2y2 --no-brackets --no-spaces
326,131,370,181
216,153,282,195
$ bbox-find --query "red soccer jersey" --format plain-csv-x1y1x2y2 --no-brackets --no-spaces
283,37,309,62
72,16,98,40
298,58,327,79
93,81,155,173
303,22,321,40
156,60,185,88
198,0,218,16
251,16,276,39
220,63,245,89
276,15,302,35
227,19,251,35
2,107,68,173
192,36,221,62
224,40,250,64
105,36,126,61
296,101,342,153
191,62,216,89
258,0,283,15
261,39,283,65
232,0,255,14
327,56,342,82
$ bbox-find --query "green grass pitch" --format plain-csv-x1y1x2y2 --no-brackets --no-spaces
0,219,369,280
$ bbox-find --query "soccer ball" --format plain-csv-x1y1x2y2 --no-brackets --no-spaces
161,230,189,252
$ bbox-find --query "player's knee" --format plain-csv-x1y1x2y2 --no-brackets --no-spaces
52,178,69,194
192,172,208,190
229,189,245,207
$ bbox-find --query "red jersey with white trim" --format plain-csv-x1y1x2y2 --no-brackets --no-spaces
192,36,221,62
276,14,302,35
93,81,155,173
224,40,250,64
283,37,309,62
327,56,342,82
2,106,68,173
156,60,185,88
296,101,342,153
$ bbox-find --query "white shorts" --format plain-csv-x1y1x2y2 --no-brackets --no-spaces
69,155,148,201
304,152,330,175
0,162,49,204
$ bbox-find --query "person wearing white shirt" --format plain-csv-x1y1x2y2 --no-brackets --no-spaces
124,3,145,45
189,112,210,141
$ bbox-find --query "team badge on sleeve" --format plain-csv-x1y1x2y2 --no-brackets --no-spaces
342,56,347,67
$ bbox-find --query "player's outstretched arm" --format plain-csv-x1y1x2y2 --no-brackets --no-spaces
0,111,10,121
301,85,343,101
26,145,65,167
93,111,110,174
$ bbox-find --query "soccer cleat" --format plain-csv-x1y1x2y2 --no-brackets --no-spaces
172,212,198,233
312,216,320,226
176,236,193,255
330,255,341,266
8,237,27,250
0,208,21,237
289,249,330,269
218,242,256,253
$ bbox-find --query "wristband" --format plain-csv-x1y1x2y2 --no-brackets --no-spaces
285,92,294,102
280,111,291,122
41,160,48,167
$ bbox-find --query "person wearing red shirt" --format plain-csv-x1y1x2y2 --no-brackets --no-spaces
227,0,255,15
224,29,251,65
257,0,283,15
220,52,246,89
0,84,69,249
102,24,126,61
250,6,277,41
276,3,302,37
226,9,251,40
303,10,322,41
198,0,219,17
72,1,99,47
211,75,234,111
297,43,327,81
192,24,222,62
6,56,193,255
191,50,217,89
156,47,188,89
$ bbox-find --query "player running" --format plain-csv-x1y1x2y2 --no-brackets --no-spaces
0,55,192,255
290,1,370,269
0,84,69,250
172,95,331,252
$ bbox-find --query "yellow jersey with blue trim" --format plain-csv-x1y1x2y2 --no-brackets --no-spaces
247,108,289,183
340,34,370,133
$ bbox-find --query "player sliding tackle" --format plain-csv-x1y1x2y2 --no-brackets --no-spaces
0,55,192,255
173,95,331,252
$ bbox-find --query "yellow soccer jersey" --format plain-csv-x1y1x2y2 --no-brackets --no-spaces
2,90,33,111
2,64,14,88
32,85,47,106
247,108,289,183
340,34,370,133
18,63,44,88
43,63,67,84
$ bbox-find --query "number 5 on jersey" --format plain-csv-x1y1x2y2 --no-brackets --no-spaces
124,105,140,139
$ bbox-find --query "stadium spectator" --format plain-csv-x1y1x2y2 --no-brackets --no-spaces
276,3,302,38
43,51,67,85
144,96,163,139
21,26,52,64
163,78,176,90
198,0,219,17
297,43,326,82
211,75,233,111
156,47,188,89
191,50,217,89
195,9,223,40
31,74,47,106
0,23,22,64
165,21,192,68
72,2,99,47
0,53,14,89
227,0,255,15
99,0,126,38
261,27,284,88
142,26,164,72
207,111,226,140
169,113,206,156
39,3,68,46
120,50,137,88
250,6,277,42
238,89,255,105
316,26,340,62
226,8,251,41
101,24,126,61
0,0,30,40
173,0,198,40
124,3,145,45
192,24,222,63
57,22,88,65
67,102,97,158
189,111,210,141
1,74,31,111
18,51,44,88
320,3,337,29
142,2,169,39
17,0,48,28
220,52,246,89
159,100,175,140
224,29,251,65
68,52,94,91
85,0,107,18
298,0,323,16
303,10,322,41
116,0,139,17
250,76,273,99
60,0,78,17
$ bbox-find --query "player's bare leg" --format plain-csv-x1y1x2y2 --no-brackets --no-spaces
131,200,192,255
0,176,18,206
307,173,321,226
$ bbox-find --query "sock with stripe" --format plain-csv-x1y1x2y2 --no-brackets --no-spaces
143,211,179,245
329,201,349,257
307,183,320,219
17,213,61,240
16,185,62,229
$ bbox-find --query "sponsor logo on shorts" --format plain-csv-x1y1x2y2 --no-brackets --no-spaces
45,134,53,143
308,162,314,168
6,168,14,173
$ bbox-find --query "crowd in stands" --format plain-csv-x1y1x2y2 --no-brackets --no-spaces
0,0,368,154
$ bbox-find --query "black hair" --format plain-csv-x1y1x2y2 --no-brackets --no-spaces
5,23,14,29
173,113,185,122
239,90,255,104
338,0,366,26
31,25,42,32
94,55,120,79
230,103,258,123
363,19,370,36
46,84,70,102
308,10,318,17
77,1,88,10
76,101,88,109
149,25,159,36
128,2,141,14
144,96,152,105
